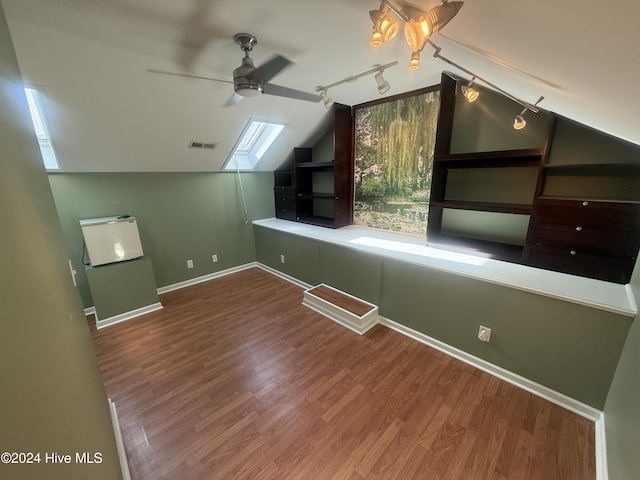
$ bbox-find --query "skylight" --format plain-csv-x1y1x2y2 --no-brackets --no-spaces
24,87,59,170
223,118,285,171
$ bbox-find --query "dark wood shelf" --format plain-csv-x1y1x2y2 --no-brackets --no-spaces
538,195,640,205
297,193,335,200
435,148,542,163
295,161,335,170
295,214,336,228
430,200,531,215
427,234,525,263
542,163,640,170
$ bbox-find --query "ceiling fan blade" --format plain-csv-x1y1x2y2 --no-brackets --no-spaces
251,55,292,84
147,68,233,84
263,83,322,103
223,93,243,107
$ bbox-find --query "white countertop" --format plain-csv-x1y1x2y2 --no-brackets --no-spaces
254,218,637,317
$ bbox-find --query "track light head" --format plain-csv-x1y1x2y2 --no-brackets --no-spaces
319,89,333,109
375,71,391,94
369,9,399,46
513,114,526,130
408,51,421,71
460,78,479,103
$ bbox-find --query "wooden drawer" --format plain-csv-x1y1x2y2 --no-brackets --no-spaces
528,221,640,257
527,246,635,284
533,198,640,230
274,186,295,199
274,196,296,220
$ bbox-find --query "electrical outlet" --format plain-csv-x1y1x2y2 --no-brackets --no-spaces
478,325,491,342
280,254,285,264
212,254,218,263
187,259,194,269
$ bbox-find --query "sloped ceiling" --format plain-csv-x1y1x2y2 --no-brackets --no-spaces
2,0,640,172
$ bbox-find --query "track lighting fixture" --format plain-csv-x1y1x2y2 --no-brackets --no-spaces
408,51,421,71
460,77,479,103
319,89,334,109
369,8,399,46
374,71,390,94
426,42,545,129
513,96,544,130
368,0,464,70
317,61,398,109
513,108,527,130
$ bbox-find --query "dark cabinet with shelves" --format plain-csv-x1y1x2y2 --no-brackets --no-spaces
429,72,640,283
274,103,353,229
428,74,546,262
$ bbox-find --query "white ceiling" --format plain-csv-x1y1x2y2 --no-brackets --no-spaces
3,0,640,172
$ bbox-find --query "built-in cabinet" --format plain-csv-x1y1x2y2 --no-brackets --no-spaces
429,73,640,283
274,103,353,228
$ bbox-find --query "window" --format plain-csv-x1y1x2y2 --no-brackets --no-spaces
24,87,60,170
353,86,440,236
223,118,285,171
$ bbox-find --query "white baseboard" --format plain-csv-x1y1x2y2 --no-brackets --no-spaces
96,302,163,330
156,262,258,294
109,399,131,480
380,315,602,421
256,263,313,290
595,412,608,480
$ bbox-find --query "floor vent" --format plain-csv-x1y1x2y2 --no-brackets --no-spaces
189,141,218,150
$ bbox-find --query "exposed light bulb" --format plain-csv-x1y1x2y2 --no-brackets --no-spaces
408,51,421,71
513,114,526,130
461,81,479,103
370,28,383,47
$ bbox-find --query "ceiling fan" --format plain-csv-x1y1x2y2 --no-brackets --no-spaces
148,33,321,106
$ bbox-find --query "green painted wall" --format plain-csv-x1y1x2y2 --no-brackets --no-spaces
86,257,159,320
0,6,122,479
604,257,640,479
49,172,274,307
254,225,631,409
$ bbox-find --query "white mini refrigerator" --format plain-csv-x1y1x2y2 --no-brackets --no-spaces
80,216,144,267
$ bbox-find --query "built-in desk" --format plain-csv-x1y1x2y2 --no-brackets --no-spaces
86,256,162,328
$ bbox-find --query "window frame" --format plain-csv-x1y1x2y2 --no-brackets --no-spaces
222,118,286,171
24,85,60,171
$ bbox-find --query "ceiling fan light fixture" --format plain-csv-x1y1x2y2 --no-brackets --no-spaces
375,71,390,94
408,51,421,71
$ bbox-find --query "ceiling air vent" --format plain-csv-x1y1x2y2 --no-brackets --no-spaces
188,141,218,150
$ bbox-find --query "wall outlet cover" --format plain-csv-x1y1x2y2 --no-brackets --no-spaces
478,325,492,342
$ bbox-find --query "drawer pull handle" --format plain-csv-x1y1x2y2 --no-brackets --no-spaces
582,201,589,206
570,250,577,255
576,226,582,231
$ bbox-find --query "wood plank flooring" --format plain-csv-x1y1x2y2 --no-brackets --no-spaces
90,267,595,480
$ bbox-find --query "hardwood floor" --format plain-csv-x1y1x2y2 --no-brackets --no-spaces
90,267,595,480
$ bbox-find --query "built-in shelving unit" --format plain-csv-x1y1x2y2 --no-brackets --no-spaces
274,103,353,229
428,72,640,283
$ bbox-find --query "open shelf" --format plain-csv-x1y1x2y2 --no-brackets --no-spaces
427,234,525,263
435,148,542,165
297,193,336,200
295,161,335,170
430,200,531,215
